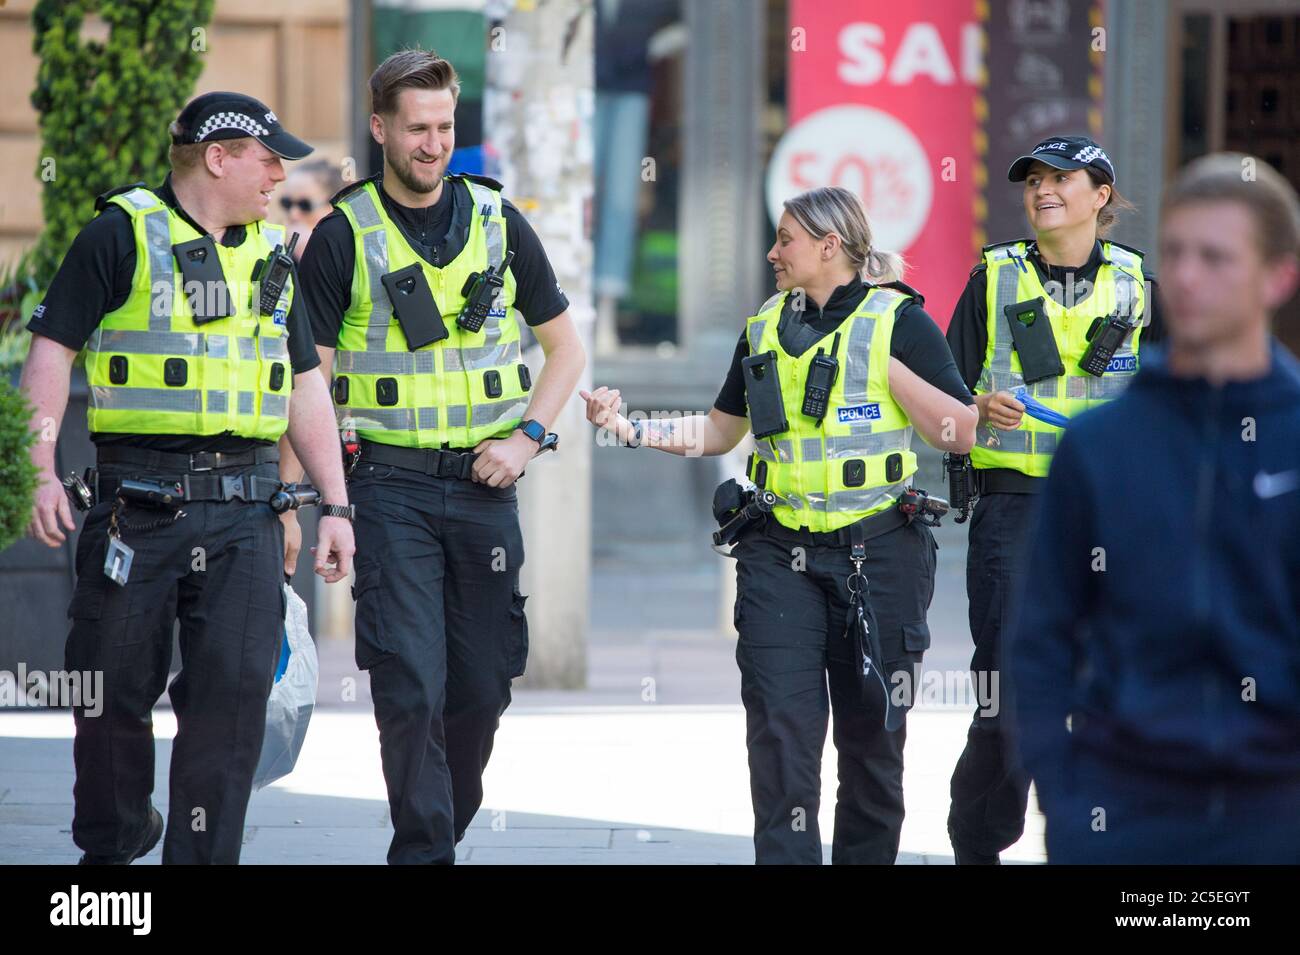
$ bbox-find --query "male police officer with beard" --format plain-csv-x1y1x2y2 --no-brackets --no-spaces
21,93,354,864
289,50,585,864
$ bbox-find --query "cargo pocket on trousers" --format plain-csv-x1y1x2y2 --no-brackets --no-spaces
903,619,931,655
508,587,529,680
351,567,396,670
66,580,105,621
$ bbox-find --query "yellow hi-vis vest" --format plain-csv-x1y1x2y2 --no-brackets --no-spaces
970,239,1148,477
330,176,530,449
744,285,917,533
85,187,292,441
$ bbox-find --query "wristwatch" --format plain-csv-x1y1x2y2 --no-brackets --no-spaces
515,419,546,445
625,420,643,449
320,503,356,521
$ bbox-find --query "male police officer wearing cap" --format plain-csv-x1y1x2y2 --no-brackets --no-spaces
943,135,1164,864
289,50,585,864
21,92,355,865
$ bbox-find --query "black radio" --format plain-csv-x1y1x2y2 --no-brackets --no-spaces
251,232,299,318
1079,313,1135,377
457,250,515,333
801,336,840,424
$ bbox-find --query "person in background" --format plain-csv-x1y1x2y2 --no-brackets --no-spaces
279,159,344,260
1009,153,1300,863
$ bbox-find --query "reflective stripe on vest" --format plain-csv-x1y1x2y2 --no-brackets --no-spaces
969,240,1146,477
744,286,916,533
331,179,529,448
84,188,291,440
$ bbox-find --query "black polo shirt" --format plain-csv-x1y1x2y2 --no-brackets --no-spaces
28,174,320,454
713,278,975,417
299,173,570,349
945,238,1166,392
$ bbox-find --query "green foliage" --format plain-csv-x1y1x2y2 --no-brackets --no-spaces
0,249,41,372
29,0,215,289
0,380,40,554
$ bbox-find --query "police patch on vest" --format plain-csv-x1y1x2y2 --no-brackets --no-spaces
1106,355,1137,372
837,403,882,424
488,306,507,319
272,306,287,326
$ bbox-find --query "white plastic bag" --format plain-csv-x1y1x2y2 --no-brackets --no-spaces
253,583,318,790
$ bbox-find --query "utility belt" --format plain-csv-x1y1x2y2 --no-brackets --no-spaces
353,439,479,480
974,467,1044,496
77,446,312,510
711,478,947,551
758,503,910,549
64,446,319,589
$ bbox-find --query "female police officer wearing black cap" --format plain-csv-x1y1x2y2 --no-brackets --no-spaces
582,186,977,864
944,135,1164,864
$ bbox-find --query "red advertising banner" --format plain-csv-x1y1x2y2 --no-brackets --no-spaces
771,0,979,328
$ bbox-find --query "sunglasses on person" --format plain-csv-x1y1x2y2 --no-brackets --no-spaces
279,197,318,213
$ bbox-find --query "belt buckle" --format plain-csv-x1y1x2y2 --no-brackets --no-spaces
436,453,459,479
220,474,247,502
189,452,215,472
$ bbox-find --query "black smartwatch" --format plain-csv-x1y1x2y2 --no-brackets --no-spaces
320,503,356,521
516,419,546,445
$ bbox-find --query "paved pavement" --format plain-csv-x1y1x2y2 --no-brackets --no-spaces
0,508,1047,865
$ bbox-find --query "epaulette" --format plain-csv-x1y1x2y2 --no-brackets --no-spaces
95,182,147,213
980,238,1031,262
454,172,506,192
329,173,380,206
876,280,925,308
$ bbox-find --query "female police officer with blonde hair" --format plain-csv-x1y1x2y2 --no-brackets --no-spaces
582,186,977,864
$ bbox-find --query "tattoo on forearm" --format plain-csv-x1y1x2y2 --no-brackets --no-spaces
645,419,676,444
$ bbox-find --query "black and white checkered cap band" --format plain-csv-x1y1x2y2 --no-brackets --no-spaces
1073,145,1110,167
194,111,269,141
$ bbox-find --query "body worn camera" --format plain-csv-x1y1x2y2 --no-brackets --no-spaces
1003,297,1064,384
173,235,235,323
251,232,299,318
1079,312,1136,377
742,350,789,438
382,263,449,350
457,250,515,333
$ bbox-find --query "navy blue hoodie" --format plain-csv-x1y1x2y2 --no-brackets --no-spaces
1009,339,1300,806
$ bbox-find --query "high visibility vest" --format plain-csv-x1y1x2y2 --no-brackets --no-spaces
85,186,292,441
744,286,917,533
330,176,530,449
970,240,1148,477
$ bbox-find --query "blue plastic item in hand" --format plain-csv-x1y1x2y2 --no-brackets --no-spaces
1012,387,1071,428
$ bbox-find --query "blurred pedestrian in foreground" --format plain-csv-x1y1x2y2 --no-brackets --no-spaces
1009,153,1300,863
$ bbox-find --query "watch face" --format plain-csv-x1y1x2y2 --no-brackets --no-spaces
521,420,544,441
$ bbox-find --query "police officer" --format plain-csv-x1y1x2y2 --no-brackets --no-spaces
290,50,585,865
944,136,1164,864
21,92,355,865
582,186,977,864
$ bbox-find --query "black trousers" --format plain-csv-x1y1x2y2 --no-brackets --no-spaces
347,462,528,865
732,518,937,864
64,463,285,864
947,491,1036,856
